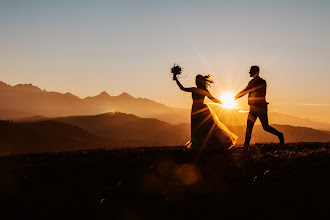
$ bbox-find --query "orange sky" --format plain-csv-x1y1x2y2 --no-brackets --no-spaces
0,1,329,123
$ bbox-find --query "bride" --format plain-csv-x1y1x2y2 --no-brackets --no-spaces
172,67,237,153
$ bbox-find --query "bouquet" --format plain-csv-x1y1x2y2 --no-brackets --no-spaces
171,64,183,80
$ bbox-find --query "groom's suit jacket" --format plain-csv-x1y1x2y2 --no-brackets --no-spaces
236,76,268,107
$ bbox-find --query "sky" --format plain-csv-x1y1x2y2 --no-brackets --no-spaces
0,0,330,122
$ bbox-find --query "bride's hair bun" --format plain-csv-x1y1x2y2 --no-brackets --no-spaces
196,74,214,88
203,74,214,85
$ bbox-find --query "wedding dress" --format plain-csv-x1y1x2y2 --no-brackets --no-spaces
188,90,237,152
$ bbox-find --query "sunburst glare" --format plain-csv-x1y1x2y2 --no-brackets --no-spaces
220,92,237,109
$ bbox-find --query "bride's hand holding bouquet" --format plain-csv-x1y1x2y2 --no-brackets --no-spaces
171,64,182,80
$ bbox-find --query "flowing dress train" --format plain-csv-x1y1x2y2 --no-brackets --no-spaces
189,91,237,152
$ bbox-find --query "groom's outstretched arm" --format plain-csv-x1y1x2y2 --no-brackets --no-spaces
235,81,252,100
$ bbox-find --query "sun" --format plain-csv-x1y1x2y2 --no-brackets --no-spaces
220,92,237,109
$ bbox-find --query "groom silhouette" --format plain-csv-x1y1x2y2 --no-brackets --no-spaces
235,66,284,148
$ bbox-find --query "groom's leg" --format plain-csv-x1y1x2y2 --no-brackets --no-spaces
244,111,257,147
259,106,283,139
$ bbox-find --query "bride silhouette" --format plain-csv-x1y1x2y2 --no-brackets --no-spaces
172,66,237,153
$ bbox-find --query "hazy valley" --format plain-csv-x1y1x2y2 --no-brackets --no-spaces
1,81,330,130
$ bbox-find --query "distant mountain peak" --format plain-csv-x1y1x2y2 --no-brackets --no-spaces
118,92,133,98
96,91,111,98
64,92,78,98
13,83,42,92
0,81,10,88
100,91,110,95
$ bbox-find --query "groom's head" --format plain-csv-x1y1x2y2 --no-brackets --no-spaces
249,66,260,78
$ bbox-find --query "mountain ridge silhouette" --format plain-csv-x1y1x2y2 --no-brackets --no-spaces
1,111,329,155
0,81,329,130
0,81,189,124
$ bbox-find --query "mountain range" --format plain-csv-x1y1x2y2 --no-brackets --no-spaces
1,81,330,131
1,112,329,155
0,81,189,124
51,113,330,145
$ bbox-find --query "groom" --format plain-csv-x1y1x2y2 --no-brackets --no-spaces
235,66,284,148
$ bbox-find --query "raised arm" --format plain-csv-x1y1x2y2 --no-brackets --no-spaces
174,75,193,92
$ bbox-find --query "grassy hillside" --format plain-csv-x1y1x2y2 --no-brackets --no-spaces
0,143,329,219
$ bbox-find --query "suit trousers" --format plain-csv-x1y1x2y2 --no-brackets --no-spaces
245,104,281,146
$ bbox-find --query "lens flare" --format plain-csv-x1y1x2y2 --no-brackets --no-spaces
220,92,237,109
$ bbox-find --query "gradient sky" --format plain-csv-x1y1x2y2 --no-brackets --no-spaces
1,0,329,122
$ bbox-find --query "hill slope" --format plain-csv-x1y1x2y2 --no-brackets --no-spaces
54,112,173,146
1,111,330,155
0,120,103,154
54,112,330,145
